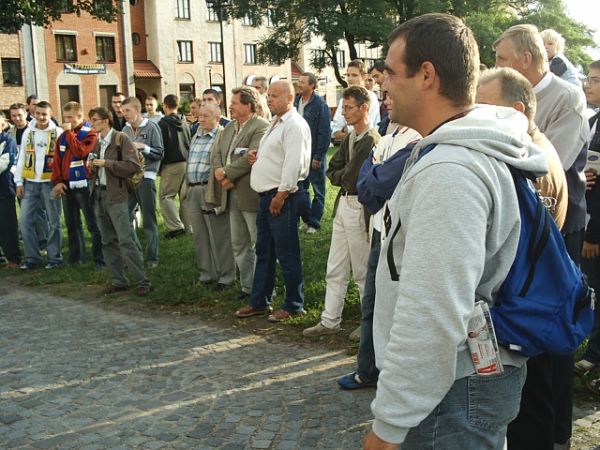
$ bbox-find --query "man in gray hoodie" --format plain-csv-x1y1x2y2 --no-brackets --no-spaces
364,14,548,450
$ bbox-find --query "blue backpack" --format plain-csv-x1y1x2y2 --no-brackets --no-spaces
387,145,595,358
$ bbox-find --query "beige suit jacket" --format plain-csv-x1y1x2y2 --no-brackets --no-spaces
206,115,269,213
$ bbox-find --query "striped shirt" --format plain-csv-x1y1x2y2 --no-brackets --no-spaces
187,127,217,184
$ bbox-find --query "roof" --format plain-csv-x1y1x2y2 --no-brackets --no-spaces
133,60,161,79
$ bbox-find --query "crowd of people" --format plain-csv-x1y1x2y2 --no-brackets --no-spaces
1,13,600,449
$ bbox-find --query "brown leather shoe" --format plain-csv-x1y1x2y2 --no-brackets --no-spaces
102,285,129,295
136,286,151,296
267,308,306,323
234,305,273,318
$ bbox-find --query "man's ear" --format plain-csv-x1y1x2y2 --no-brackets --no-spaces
512,101,526,114
420,61,436,90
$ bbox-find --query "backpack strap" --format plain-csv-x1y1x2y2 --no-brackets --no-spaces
508,166,552,297
386,144,437,281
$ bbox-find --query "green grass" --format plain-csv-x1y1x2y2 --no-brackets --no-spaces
3,146,362,340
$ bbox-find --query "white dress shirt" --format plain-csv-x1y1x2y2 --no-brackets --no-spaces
98,128,114,186
250,108,311,193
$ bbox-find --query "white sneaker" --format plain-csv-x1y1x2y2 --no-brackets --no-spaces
575,359,599,375
302,322,341,337
306,226,318,234
299,223,308,232
349,326,361,342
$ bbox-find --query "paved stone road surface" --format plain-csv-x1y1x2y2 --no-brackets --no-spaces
1,286,599,449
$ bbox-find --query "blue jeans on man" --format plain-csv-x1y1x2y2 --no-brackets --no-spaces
20,181,62,266
299,160,327,230
251,192,304,313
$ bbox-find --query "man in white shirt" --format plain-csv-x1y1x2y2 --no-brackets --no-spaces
331,60,380,142
234,81,311,322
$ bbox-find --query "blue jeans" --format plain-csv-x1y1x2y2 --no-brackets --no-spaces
20,181,62,265
63,186,104,265
357,230,380,382
403,365,526,449
250,192,304,313
298,160,327,229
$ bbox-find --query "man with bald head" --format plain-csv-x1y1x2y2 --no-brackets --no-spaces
234,81,311,322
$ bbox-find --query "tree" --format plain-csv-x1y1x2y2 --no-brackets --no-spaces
0,0,121,34
209,0,595,83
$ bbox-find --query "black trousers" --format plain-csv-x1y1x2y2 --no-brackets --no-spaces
0,194,20,263
507,228,583,448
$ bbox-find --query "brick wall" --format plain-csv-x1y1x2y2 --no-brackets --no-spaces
0,32,27,110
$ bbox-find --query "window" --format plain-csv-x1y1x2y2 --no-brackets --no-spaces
313,49,326,64
96,36,116,62
132,32,141,46
2,59,22,86
241,15,255,26
179,83,195,101
177,41,193,62
209,42,222,63
55,34,77,62
206,3,219,21
266,10,276,28
61,0,74,13
244,44,257,64
336,50,345,68
176,0,190,19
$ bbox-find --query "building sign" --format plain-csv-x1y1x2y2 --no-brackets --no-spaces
64,63,106,75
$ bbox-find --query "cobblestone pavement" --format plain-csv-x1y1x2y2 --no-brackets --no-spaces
1,285,599,450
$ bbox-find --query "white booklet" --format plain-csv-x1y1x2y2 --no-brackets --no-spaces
467,301,504,375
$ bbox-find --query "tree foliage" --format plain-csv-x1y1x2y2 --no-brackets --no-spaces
210,0,596,84
0,0,121,34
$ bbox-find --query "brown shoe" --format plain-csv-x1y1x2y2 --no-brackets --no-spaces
267,308,306,323
5,262,20,269
235,305,273,318
102,285,129,295
136,286,151,296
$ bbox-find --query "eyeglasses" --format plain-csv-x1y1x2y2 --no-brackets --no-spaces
341,104,360,112
90,117,106,123
584,77,600,86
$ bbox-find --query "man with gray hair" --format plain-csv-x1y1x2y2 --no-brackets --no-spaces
494,23,589,450
209,87,269,298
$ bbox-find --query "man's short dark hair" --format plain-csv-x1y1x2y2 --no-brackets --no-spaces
370,60,386,73
347,59,367,75
26,94,39,105
113,92,125,98
163,94,179,109
388,13,479,106
342,85,371,107
203,88,222,104
88,107,114,127
300,72,318,88
36,100,52,110
231,86,259,113
590,60,600,71
9,102,26,112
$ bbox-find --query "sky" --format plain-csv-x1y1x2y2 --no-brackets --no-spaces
565,0,600,59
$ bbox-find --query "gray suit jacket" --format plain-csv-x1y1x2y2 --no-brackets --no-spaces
207,115,269,213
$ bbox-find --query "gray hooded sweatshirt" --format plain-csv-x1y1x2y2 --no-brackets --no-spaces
371,105,548,444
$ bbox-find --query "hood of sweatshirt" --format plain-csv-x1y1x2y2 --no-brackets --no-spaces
410,105,548,177
161,113,185,131
28,119,59,133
